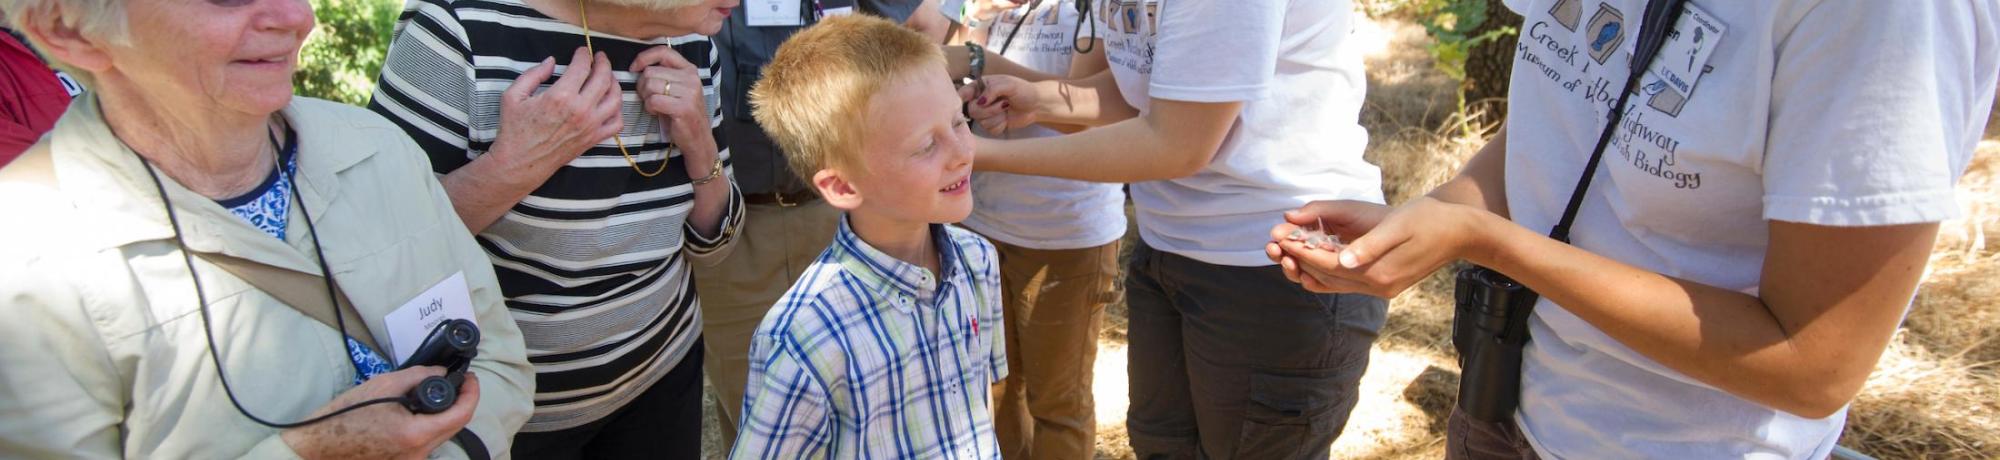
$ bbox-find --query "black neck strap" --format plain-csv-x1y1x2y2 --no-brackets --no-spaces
1547,0,1691,243
136,125,398,430
994,0,1044,56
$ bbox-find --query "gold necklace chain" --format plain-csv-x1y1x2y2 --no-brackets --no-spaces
578,0,671,177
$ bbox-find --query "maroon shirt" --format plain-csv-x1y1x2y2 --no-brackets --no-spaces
1,30,77,166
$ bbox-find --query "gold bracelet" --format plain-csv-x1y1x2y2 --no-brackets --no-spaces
692,155,724,186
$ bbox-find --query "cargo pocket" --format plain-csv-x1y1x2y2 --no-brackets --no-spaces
1234,369,1355,460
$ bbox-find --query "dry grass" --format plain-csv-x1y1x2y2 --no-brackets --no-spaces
1907,141,2000,369
1855,138,2000,459
1844,335,2000,458
704,10,2000,460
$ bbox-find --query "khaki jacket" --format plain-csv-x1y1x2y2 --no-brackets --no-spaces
0,95,534,458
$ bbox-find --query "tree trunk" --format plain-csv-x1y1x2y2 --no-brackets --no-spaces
1461,0,1522,126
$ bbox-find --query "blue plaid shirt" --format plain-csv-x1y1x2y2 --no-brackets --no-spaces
731,216,1007,459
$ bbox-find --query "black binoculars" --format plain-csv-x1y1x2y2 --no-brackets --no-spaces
399,319,480,414
1452,265,1540,422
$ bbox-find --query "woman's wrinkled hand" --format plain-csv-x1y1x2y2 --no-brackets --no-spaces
491,47,623,173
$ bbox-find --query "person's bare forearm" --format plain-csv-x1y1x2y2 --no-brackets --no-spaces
439,143,567,233
946,45,1064,82
683,144,731,238
1470,217,1933,418
945,44,1131,126
1023,71,1134,127
975,99,1237,182
1425,126,1510,218
905,0,951,43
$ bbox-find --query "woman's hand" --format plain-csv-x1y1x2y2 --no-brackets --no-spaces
491,47,623,173
281,369,482,460
632,45,720,176
1268,197,1504,298
1267,200,1389,292
965,74,1039,134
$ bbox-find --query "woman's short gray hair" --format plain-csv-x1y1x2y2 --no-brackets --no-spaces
1,0,129,43
1,0,128,88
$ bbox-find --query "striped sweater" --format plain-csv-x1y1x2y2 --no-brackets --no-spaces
369,0,744,432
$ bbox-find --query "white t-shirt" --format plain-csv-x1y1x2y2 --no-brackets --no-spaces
1095,0,1383,266
960,1,1126,250
1499,0,1999,458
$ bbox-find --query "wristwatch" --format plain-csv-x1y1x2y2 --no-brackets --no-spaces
965,41,986,84
961,42,986,118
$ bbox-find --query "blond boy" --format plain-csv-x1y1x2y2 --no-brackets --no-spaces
730,15,1006,459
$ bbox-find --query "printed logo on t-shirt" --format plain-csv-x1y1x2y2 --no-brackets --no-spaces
999,5,1061,27
1583,3,1626,65
1098,0,1158,76
1549,0,1584,31
1515,0,1724,191
1100,0,1156,34
991,4,1074,56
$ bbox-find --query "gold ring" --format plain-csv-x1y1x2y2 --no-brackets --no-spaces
661,80,674,99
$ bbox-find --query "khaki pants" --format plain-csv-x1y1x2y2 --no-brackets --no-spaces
984,238,1123,460
695,201,840,446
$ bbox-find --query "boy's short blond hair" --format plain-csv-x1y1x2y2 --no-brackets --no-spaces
750,14,944,183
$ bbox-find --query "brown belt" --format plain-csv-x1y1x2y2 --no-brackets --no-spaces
743,190,820,207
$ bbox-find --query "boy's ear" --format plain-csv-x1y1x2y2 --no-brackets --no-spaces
17,8,115,75
814,169,863,211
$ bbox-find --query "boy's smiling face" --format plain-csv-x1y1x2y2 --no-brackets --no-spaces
816,64,976,224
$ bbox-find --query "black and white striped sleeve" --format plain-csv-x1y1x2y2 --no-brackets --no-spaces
368,0,479,175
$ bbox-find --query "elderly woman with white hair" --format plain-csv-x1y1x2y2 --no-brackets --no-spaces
0,0,535,458
367,0,746,456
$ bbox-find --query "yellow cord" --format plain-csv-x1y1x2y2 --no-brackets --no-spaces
579,0,671,178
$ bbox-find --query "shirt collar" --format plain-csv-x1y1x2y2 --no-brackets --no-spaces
830,214,969,311
42,94,380,274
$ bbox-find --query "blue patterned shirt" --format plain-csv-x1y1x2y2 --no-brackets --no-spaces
346,336,394,385
215,133,298,241
732,216,1006,459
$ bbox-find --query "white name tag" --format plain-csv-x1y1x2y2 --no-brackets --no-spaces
384,271,478,365
1638,2,1725,114
747,0,804,26
53,71,83,97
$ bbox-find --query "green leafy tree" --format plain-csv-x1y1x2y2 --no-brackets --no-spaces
1389,0,1519,133
1403,0,1517,82
293,0,400,106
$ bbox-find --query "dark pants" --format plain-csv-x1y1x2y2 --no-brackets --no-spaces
512,337,706,460
1446,409,1540,460
1124,242,1386,460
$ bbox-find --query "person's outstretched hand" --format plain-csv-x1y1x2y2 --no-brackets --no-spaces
1269,198,1503,297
